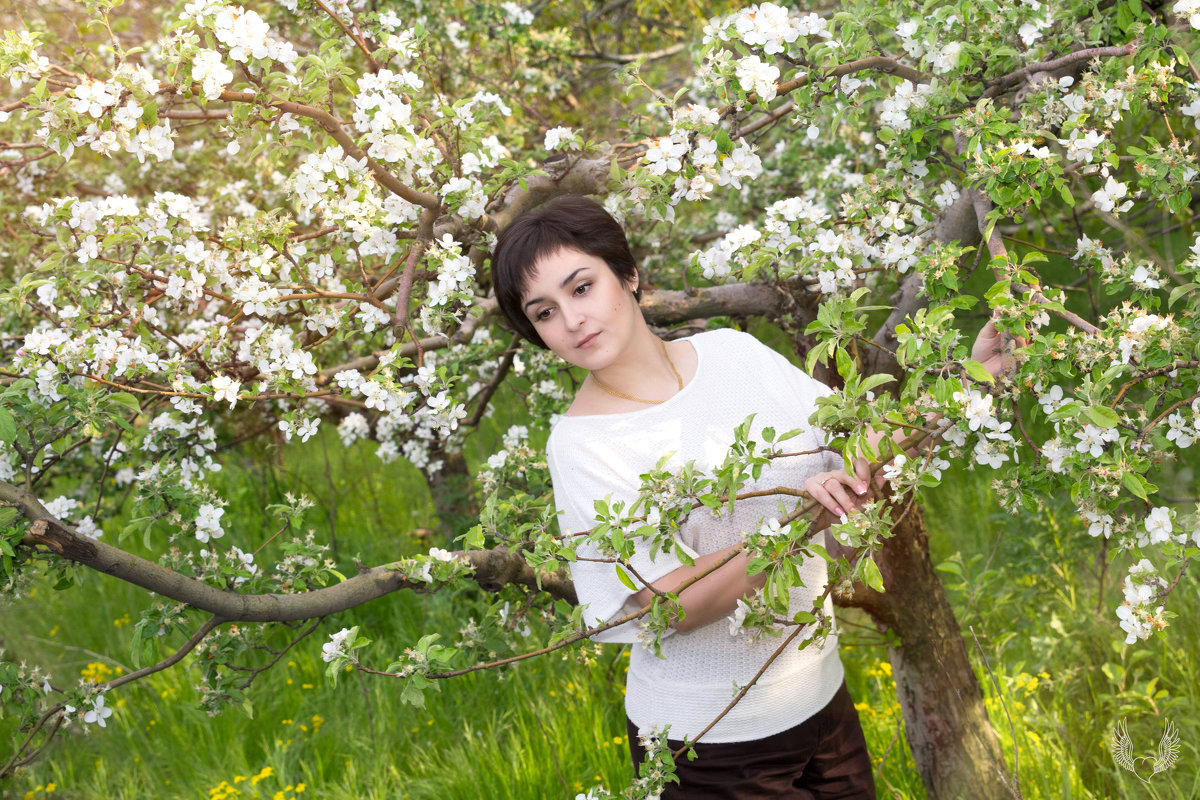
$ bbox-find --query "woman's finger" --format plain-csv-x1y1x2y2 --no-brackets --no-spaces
851,457,873,496
819,474,862,515
807,477,845,516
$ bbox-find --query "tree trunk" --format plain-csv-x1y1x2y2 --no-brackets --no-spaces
836,503,1014,800
428,449,477,541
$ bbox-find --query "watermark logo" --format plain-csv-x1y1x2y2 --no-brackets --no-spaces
1111,717,1179,784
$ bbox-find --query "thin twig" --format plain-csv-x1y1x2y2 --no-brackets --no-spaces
100,615,226,692
968,625,1021,798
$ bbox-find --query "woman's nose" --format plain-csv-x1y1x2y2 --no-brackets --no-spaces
563,306,586,330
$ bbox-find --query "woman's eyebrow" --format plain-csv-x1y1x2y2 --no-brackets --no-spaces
522,267,588,310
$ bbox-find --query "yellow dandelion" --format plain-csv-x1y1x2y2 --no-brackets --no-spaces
80,662,115,684
250,766,274,786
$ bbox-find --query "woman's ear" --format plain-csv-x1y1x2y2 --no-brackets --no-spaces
628,269,640,294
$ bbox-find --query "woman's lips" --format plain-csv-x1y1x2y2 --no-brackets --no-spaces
577,333,599,349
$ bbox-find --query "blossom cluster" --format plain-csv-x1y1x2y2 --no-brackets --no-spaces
702,3,832,102
290,147,422,254
1117,558,1167,644
181,2,298,67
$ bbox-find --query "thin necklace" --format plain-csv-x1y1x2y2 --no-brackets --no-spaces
590,338,683,405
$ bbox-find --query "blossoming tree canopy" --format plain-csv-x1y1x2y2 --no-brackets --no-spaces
1,0,1199,795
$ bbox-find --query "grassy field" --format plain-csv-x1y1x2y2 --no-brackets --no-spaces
3,425,1199,799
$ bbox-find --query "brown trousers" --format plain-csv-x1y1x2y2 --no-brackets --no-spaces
626,680,876,799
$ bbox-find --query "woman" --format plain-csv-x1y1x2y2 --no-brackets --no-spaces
491,195,1010,799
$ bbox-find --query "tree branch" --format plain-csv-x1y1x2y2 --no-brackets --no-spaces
982,42,1138,99
215,88,440,210
317,282,797,382
100,615,226,692
3,482,576,621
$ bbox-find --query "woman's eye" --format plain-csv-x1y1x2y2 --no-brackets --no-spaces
574,282,591,296
535,308,553,321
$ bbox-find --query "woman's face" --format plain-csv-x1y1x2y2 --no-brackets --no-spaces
519,247,640,371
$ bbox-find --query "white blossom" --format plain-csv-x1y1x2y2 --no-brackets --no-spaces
501,2,534,25
882,454,907,482
1073,424,1119,458
321,627,354,662
211,375,240,407
1144,506,1173,545
70,80,119,118
191,49,234,100
82,694,113,727
727,598,751,636
1175,0,1200,30
544,126,579,151
1130,265,1161,290
734,55,780,102
1082,507,1114,538
1090,176,1132,214
195,503,225,543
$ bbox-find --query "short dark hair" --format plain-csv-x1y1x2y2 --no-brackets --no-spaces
491,195,640,348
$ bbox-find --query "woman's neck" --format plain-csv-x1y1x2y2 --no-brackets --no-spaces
566,326,692,414
591,326,671,389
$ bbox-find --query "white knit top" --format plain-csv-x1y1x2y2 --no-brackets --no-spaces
546,328,845,744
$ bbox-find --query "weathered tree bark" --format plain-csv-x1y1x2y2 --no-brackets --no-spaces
836,503,1013,800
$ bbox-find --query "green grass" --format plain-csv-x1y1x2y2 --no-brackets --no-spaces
3,433,1199,799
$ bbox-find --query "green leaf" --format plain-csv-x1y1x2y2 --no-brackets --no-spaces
984,280,1012,303
1168,282,1197,309
400,680,426,709
805,339,834,373
1084,405,1120,429
1116,0,1134,31
859,374,896,394
1057,182,1075,207
1122,470,1148,500
615,564,638,592
108,392,142,414
963,359,995,385
860,556,885,593
0,407,15,445
715,128,733,154
835,346,855,380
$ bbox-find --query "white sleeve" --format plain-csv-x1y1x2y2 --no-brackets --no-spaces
547,430,687,644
